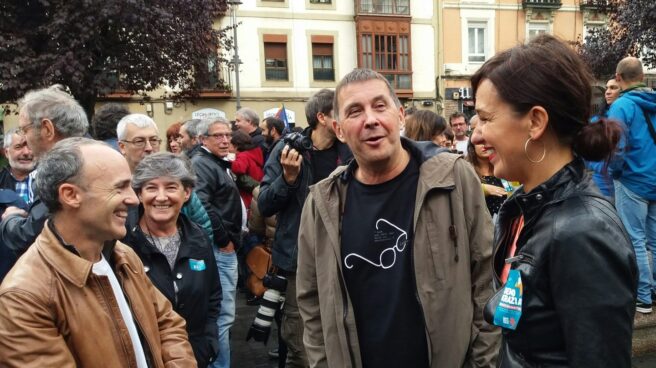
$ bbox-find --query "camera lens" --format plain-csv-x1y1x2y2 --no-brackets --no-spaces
246,274,287,344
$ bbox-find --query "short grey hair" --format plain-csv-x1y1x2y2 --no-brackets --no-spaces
181,119,204,139
36,137,103,212
197,117,230,136
18,85,88,138
3,128,20,149
236,107,260,127
333,68,401,121
132,152,196,192
116,113,159,140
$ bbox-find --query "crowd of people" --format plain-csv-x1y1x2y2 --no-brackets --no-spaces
0,33,652,368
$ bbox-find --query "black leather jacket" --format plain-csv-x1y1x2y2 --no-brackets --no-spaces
191,147,243,248
123,212,222,367
484,158,637,367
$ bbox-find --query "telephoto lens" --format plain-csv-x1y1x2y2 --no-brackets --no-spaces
245,274,288,344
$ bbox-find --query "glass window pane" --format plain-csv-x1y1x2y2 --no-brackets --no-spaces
396,0,410,14
477,28,485,54
324,56,333,69
468,28,475,54
380,0,392,13
398,74,411,89
361,0,373,12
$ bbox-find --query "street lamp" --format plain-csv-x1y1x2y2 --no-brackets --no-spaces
228,0,243,110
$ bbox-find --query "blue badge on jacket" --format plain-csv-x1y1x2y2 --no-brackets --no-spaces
493,269,523,330
189,259,206,271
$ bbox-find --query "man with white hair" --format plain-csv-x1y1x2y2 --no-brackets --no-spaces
117,113,162,172
0,85,88,255
0,128,35,205
191,118,243,368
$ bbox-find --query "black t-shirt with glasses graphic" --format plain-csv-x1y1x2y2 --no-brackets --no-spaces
341,156,429,368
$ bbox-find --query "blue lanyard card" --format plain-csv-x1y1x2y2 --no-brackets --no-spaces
493,269,523,330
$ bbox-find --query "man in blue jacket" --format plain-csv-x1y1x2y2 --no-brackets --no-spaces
609,56,656,314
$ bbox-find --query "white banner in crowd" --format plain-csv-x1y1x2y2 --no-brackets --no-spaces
191,108,226,120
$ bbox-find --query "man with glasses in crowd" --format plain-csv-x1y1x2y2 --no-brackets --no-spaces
117,114,162,172
449,112,470,155
191,118,244,368
0,85,87,255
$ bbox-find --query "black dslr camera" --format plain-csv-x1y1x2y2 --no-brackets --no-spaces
245,273,288,344
283,132,313,153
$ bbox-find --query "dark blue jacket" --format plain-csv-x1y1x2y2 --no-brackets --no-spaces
0,189,29,282
258,129,352,272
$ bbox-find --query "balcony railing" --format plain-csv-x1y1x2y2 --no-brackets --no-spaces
313,68,335,81
580,0,608,10
358,0,410,16
522,0,562,9
197,63,232,92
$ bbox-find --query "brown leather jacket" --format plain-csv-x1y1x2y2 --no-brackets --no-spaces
0,221,197,367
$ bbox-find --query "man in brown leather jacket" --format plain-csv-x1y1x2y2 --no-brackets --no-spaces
0,138,196,367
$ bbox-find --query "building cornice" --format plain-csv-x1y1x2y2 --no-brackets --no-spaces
236,9,355,22
442,2,581,12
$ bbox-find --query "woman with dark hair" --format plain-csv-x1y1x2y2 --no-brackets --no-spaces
404,110,448,146
166,122,183,154
123,152,221,367
466,140,508,220
471,34,636,367
230,130,264,210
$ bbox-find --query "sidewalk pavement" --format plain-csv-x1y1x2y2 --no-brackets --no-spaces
228,288,656,368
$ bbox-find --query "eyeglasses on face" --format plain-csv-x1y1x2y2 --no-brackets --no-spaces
17,122,36,136
122,137,162,148
206,133,232,140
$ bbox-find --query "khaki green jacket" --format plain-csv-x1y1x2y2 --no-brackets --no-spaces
297,141,500,368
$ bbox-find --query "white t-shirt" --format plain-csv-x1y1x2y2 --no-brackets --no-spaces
455,138,469,156
92,255,149,368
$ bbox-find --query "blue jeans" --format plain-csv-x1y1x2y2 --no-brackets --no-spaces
211,249,237,368
615,181,656,304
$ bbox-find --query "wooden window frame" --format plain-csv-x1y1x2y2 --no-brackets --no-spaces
356,18,412,96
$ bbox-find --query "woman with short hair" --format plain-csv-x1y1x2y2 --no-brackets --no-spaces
123,152,221,367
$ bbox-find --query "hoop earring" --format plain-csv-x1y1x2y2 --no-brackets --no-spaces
524,138,546,163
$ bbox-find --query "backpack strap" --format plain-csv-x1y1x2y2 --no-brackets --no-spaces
641,108,656,145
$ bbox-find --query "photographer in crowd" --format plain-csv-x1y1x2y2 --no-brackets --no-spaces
257,89,352,367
